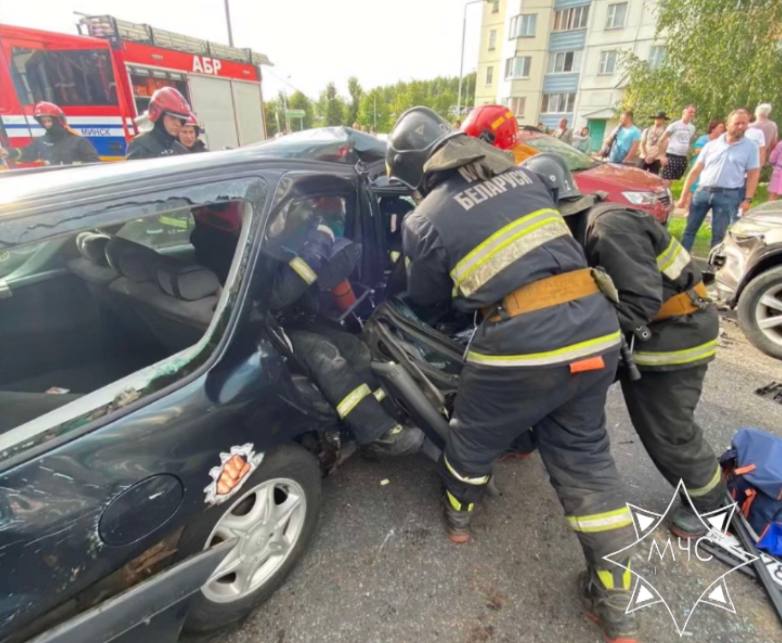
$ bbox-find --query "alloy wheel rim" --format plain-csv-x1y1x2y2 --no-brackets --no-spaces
202,477,307,603
754,282,782,348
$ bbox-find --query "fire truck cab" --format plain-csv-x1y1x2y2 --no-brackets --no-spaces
0,15,270,162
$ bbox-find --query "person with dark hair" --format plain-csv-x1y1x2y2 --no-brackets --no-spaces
126,87,191,160
660,105,697,182
678,109,760,249
639,112,669,174
573,126,592,154
0,101,99,165
178,114,208,153
606,111,641,164
680,118,726,211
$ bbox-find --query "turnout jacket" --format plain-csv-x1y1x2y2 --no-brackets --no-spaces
8,131,99,165
402,137,620,368
127,125,188,160
582,204,718,371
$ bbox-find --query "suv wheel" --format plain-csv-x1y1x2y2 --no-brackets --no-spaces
179,443,322,634
737,265,782,359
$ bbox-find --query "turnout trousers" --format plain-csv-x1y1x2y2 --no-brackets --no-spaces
288,327,397,445
619,364,724,509
441,349,634,564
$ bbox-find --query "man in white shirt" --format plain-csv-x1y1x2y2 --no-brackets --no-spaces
660,105,697,182
676,109,760,250
745,123,766,165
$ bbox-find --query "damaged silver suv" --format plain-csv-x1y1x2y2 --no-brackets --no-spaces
710,201,782,359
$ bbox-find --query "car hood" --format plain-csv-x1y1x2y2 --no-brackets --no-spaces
744,201,782,226
576,162,666,192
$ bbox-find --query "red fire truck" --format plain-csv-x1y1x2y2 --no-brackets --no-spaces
0,14,270,162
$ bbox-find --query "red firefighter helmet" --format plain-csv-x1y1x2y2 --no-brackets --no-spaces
33,101,67,126
147,87,192,123
461,105,518,150
183,112,203,133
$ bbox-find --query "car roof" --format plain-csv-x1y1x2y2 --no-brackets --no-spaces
0,146,358,217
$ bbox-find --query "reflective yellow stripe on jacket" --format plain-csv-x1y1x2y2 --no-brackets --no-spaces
566,506,633,533
288,257,317,285
336,383,372,419
450,208,570,298
466,330,621,368
656,237,691,282
633,339,717,368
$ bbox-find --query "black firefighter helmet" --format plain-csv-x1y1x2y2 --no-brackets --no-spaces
386,106,458,190
521,152,581,202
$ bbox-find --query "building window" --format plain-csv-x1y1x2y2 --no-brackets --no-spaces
599,50,618,75
541,92,576,113
547,50,581,73
605,2,628,29
553,6,589,32
505,96,526,117
491,0,500,14
486,65,494,85
488,29,497,51
509,14,537,38
505,56,532,79
649,45,665,69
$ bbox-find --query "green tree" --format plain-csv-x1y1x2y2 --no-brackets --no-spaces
263,97,282,137
347,76,363,126
317,82,346,127
287,90,315,130
624,0,782,127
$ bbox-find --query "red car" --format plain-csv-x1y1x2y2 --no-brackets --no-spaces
518,128,673,224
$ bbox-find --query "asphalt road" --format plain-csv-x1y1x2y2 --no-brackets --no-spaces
226,312,782,643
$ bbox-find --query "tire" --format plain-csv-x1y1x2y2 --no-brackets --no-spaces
179,443,322,634
737,265,782,360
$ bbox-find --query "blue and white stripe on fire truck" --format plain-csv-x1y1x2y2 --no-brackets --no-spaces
2,115,132,161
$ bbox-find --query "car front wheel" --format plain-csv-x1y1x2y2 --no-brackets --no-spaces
179,443,322,634
737,265,782,360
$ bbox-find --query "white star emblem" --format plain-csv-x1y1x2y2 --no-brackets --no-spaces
603,480,758,636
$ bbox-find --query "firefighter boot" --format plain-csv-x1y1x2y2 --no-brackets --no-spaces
670,504,708,540
670,484,728,540
580,564,639,643
443,490,474,544
367,424,425,457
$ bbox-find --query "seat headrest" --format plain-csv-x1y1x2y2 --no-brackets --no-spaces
105,238,159,282
157,262,220,301
76,232,112,266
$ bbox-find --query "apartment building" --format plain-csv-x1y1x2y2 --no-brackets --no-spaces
474,0,663,151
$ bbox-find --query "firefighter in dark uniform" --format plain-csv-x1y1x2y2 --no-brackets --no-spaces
126,87,191,160
0,102,99,165
179,114,208,153
262,197,425,457
387,107,638,643
523,153,725,539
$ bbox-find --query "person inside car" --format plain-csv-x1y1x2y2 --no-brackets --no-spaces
0,101,99,166
266,197,425,457
179,114,208,153
127,87,191,160
191,197,425,457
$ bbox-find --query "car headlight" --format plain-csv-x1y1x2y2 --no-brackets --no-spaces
622,191,657,205
729,219,767,240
